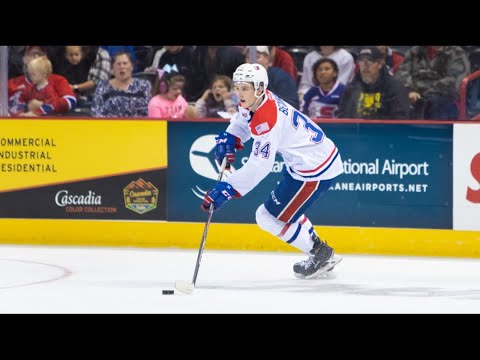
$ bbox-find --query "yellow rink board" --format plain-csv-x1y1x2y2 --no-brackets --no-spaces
1,219,480,258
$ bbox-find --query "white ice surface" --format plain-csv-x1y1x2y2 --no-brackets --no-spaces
2,244,480,313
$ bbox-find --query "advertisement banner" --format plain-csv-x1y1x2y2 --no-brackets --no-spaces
168,122,452,229
0,119,167,220
453,124,480,230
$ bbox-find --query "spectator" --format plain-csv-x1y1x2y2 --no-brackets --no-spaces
101,46,138,71
148,68,190,119
302,58,345,119
56,46,91,94
91,52,151,118
254,46,299,108
56,46,111,105
298,46,355,101
8,46,76,115
352,46,405,78
336,47,410,120
394,46,470,120
192,75,237,118
268,46,298,83
15,56,60,117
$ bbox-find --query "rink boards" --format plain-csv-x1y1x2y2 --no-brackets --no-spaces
1,218,480,258
0,118,479,258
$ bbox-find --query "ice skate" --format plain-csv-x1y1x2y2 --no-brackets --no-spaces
293,233,342,279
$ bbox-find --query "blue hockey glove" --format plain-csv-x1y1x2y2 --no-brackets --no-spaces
201,181,240,212
215,132,244,169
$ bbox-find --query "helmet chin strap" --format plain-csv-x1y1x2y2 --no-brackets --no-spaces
248,87,265,110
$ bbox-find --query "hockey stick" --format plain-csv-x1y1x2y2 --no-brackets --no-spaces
175,156,228,294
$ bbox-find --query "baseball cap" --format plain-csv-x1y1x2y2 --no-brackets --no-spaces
357,46,383,61
256,46,269,55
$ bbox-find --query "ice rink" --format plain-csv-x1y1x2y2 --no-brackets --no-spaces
2,244,480,314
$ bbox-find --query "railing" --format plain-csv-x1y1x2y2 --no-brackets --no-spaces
459,69,480,120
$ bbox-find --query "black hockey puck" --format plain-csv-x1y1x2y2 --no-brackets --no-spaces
162,290,174,295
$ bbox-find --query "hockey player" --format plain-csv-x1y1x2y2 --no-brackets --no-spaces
201,63,344,279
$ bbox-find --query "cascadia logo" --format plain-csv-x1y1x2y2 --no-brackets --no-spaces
55,190,101,206
123,178,158,214
189,135,233,199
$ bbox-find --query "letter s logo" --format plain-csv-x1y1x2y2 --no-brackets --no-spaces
320,106,336,118
466,152,480,203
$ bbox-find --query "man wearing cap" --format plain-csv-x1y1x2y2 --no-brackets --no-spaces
8,46,76,116
336,46,410,120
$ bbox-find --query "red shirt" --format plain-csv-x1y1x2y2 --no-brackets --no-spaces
8,73,77,114
272,47,298,83
17,82,60,115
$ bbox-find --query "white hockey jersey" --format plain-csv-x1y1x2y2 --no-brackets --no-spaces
225,90,344,196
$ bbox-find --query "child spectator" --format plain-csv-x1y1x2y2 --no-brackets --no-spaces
8,46,76,115
55,46,111,108
15,56,60,116
192,75,237,118
56,46,91,98
298,46,355,101
302,58,345,119
147,69,189,119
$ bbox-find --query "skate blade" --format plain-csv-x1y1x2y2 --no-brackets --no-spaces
294,255,343,280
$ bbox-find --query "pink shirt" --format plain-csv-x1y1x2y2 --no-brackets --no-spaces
148,94,188,118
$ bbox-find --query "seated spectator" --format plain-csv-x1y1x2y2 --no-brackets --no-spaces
352,46,405,77
302,58,345,119
8,46,76,115
336,47,410,120
192,75,237,118
53,46,112,109
254,46,299,108
267,46,298,83
101,46,138,71
147,67,190,119
90,52,151,118
394,46,470,120
14,56,60,117
56,46,91,94
298,46,355,101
